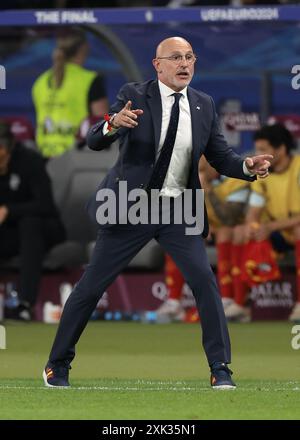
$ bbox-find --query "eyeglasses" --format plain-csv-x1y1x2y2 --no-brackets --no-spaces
156,54,197,65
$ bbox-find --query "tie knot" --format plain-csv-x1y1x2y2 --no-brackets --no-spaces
172,93,182,103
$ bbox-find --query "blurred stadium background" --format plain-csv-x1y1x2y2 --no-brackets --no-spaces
0,2,300,420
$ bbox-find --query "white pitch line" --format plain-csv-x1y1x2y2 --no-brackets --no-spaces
0,386,201,391
0,386,299,391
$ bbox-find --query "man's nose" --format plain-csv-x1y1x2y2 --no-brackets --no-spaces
180,57,188,67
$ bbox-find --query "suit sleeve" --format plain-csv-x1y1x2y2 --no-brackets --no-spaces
87,83,130,151
204,97,256,182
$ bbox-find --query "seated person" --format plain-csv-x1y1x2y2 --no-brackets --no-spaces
0,120,66,320
227,124,300,323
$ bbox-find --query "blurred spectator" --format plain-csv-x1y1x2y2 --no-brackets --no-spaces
32,28,108,158
2,116,35,150
0,120,66,321
156,156,250,323
226,124,300,322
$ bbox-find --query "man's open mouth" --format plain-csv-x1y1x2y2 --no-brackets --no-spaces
177,72,189,79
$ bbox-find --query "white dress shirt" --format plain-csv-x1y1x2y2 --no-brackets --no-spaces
158,81,193,197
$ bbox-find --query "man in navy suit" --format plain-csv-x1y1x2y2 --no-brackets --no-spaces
43,37,272,389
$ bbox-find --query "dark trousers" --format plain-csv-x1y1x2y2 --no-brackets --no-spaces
49,216,231,367
0,216,66,306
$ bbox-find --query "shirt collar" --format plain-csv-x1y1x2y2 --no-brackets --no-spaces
158,80,187,99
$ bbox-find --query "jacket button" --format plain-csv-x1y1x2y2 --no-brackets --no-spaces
150,163,154,168
139,183,144,188
115,177,120,183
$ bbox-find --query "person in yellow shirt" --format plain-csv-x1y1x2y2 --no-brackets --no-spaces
32,29,109,158
226,124,300,322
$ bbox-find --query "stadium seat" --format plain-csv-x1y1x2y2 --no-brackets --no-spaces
45,144,120,266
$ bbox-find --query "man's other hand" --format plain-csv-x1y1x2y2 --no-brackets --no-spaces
245,154,273,178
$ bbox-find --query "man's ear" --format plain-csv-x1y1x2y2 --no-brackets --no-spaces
152,58,161,73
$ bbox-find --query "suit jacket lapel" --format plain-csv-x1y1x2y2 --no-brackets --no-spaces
147,80,162,153
187,88,202,158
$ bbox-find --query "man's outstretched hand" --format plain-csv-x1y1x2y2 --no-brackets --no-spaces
112,100,143,129
245,154,273,178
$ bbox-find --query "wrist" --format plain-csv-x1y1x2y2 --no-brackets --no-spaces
110,113,119,129
243,160,255,177
104,113,118,131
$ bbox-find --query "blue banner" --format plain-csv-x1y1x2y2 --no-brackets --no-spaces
0,8,299,154
0,6,300,27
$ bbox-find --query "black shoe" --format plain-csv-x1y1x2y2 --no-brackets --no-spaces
210,362,236,389
43,361,71,387
5,303,32,321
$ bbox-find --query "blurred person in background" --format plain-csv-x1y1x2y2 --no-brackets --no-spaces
226,124,300,323
0,120,66,321
157,156,250,323
32,28,108,159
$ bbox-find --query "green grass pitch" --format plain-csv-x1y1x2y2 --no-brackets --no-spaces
0,321,299,419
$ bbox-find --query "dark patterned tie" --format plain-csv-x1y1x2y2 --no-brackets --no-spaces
146,92,182,192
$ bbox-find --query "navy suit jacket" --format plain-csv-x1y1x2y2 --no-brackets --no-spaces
87,80,255,236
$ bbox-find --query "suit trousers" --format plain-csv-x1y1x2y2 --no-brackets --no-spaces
49,201,231,367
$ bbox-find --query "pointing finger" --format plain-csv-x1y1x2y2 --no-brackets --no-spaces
132,109,144,115
258,154,273,161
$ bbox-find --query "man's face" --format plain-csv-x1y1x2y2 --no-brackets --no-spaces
153,38,195,92
0,144,10,173
254,139,285,171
